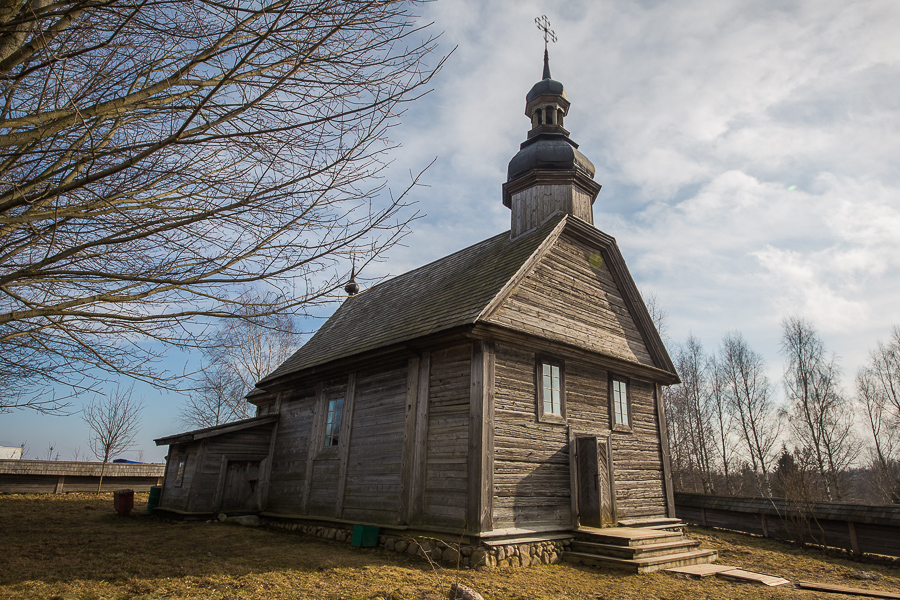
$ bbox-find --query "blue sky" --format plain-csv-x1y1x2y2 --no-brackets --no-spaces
3,0,900,462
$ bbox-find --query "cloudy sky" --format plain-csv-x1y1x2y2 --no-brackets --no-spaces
4,0,899,462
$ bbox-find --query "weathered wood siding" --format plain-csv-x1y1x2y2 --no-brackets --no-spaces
305,378,346,515
492,341,667,529
610,380,667,519
421,344,471,527
493,342,571,530
486,233,654,368
160,423,273,513
341,361,408,523
266,387,317,514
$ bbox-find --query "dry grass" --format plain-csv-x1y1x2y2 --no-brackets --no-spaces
1,493,899,600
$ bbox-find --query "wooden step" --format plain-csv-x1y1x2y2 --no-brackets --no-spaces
617,517,685,533
617,517,684,528
571,538,701,559
575,526,684,547
564,548,719,574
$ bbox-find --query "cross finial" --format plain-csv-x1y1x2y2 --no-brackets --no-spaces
534,15,557,51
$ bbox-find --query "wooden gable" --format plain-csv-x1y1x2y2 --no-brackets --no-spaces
482,218,664,373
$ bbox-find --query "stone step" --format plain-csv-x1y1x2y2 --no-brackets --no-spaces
574,526,684,547
564,548,719,574
570,538,701,559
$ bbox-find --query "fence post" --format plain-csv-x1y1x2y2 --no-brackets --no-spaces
847,521,860,555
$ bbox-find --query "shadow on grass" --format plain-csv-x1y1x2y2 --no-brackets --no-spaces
0,493,428,587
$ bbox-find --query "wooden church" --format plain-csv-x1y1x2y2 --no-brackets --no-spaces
155,47,713,569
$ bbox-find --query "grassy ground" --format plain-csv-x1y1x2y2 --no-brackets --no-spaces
1,493,898,600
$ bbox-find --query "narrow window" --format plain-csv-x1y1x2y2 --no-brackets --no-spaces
611,378,629,427
537,359,565,422
323,398,343,447
174,456,186,487
543,363,561,415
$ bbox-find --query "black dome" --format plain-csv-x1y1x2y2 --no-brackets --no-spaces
507,134,595,181
526,78,566,103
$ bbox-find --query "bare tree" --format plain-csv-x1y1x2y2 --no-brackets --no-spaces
642,290,670,344
180,305,301,427
856,325,900,503
82,385,144,491
667,336,715,493
708,353,738,494
780,316,859,500
719,332,781,496
0,0,442,413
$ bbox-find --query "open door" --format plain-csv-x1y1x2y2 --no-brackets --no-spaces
575,435,614,527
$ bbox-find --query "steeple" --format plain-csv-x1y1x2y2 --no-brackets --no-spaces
503,28,601,238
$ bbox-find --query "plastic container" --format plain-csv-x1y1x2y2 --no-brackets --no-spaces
113,489,134,516
146,485,162,514
351,525,379,548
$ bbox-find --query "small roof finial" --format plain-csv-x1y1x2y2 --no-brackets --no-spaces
534,15,557,80
344,256,359,296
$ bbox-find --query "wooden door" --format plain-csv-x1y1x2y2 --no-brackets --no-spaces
220,460,260,511
575,436,613,527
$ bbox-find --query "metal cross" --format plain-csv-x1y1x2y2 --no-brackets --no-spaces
534,15,557,50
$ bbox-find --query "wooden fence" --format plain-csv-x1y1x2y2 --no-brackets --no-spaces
0,459,164,494
675,492,900,558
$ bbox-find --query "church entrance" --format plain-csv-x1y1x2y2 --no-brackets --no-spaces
575,435,615,528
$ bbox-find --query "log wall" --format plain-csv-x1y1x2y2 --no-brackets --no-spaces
341,360,409,523
486,233,654,368
162,423,273,513
491,340,667,530
421,344,471,528
493,342,572,530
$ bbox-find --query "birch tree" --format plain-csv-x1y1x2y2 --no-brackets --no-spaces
856,325,900,503
0,0,441,413
719,332,781,495
780,316,859,500
180,305,301,427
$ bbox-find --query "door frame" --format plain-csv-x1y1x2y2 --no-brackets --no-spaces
568,429,616,528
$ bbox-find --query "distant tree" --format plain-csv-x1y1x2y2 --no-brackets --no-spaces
0,0,441,414
667,336,715,493
856,325,900,503
82,386,144,491
719,332,781,496
780,316,859,500
708,354,738,494
180,306,301,428
642,290,670,344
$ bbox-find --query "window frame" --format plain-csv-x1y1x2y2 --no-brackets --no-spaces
322,397,343,448
536,357,566,424
609,375,632,432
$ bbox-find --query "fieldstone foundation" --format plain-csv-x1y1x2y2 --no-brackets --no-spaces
263,519,571,568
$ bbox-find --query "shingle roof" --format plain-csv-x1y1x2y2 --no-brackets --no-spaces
260,216,565,383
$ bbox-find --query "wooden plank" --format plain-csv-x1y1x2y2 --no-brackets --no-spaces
410,351,430,524
187,439,209,513
335,372,357,518
257,391,282,511
655,383,676,518
301,382,325,514
467,340,483,532
717,569,791,587
797,581,900,599
482,340,495,532
399,356,419,524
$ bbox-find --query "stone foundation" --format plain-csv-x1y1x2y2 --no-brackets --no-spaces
263,519,571,568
